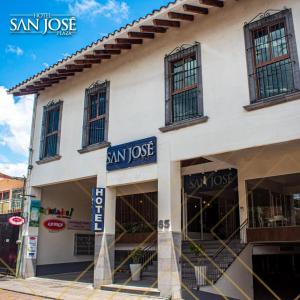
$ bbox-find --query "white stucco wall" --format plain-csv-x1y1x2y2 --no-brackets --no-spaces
37,182,93,265
29,0,300,188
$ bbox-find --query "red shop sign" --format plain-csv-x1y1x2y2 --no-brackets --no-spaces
43,219,66,232
8,216,25,226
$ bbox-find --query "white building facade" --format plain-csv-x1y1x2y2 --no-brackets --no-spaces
9,0,300,299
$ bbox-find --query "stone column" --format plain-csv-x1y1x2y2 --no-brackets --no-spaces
93,175,116,288
19,186,42,278
157,153,182,299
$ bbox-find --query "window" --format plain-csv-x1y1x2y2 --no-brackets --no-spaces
74,234,94,255
11,189,23,211
40,101,63,160
82,81,109,148
165,43,203,125
0,191,10,201
244,9,300,103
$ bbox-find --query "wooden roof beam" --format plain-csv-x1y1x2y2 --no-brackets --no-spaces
199,0,224,7
34,81,58,86
128,32,155,39
41,77,67,82
85,54,111,59
115,38,143,44
65,64,92,70
168,12,194,21
20,87,45,92
94,49,121,55
183,4,209,14
48,72,75,78
140,26,168,33
57,68,83,73
74,59,101,64
153,19,181,27
104,44,131,50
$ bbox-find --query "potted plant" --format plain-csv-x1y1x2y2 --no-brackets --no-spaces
129,247,143,281
189,243,207,290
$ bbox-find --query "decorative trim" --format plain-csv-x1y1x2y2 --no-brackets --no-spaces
87,80,107,92
159,115,208,132
244,8,287,25
165,41,199,57
45,99,62,107
243,91,300,111
78,141,111,154
36,155,61,165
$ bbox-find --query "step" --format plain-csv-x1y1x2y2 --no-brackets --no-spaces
101,284,162,297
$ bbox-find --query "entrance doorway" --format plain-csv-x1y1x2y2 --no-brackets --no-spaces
114,191,158,288
184,169,239,240
0,213,20,274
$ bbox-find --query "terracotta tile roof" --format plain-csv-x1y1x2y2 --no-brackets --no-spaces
0,173,12,180
8,0,224,95
8,0,179,94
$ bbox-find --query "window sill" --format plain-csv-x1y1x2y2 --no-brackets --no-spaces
244,91,300,111
159,116,209,133
36,155,61,165
78,141,111,154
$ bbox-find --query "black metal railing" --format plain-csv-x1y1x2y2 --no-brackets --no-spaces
182,218,249,289
250,58,296,102
209,219,248,283
140,241,157,272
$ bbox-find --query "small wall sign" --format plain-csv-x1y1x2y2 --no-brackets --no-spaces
26,236,38,259
29,199,41,227
43,219,66,232
41,207,74,219
107,137,157,171
92,188,105,232
68,221,91,231
8,216,25,226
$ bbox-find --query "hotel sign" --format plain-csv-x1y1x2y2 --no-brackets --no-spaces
107,137,157,171
92,188,105,232
184,169,237,193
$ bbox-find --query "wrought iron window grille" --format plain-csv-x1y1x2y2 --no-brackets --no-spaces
244,8,300,104
164,42,203,125
82,80,110,148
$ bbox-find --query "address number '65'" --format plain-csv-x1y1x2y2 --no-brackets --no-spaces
158,219,170,230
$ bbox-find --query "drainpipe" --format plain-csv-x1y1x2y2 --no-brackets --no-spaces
16,93,38,278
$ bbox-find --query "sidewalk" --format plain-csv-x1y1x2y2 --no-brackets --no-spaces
0,276,167,300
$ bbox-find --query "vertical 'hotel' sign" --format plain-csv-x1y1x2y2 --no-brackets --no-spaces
92,188,105,232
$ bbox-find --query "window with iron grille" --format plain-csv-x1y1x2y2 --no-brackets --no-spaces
165,43,203,125
244,9,300,103
82,81,109,148
74,234,95,256
40,101,63,160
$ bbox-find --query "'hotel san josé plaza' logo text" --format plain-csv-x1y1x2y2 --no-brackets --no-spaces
10,13,76,36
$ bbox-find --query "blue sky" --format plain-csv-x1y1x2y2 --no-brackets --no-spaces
0,0,170,177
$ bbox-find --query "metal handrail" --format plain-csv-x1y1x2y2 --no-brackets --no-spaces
140,240,157,270
213,219,248,260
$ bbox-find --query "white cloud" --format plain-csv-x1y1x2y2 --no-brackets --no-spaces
42,62,49,68
5,44,24,56
0,162,27,177
62,52,70,58
30,53,37,60
68,0,129,23
0,86,33,156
